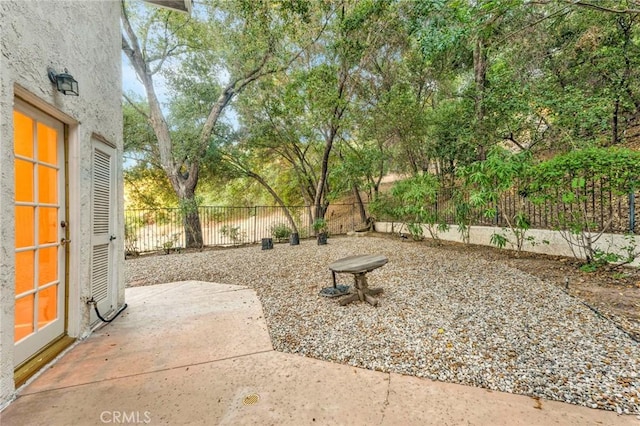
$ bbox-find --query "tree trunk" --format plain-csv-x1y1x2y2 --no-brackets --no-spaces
612,97,620,146
473,36,488,161
246,170,299,234
314,202,328,222
172,173,203,249
314,128,335,222
352,184,367,223
182,202,203,249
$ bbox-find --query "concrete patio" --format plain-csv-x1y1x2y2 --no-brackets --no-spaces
0,281,637,425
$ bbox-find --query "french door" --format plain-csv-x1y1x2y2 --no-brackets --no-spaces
14,101,66,367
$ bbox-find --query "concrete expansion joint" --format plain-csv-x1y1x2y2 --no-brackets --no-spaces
379,372,392,425
215,287,253,294
142,348,276,379
17,349,276,398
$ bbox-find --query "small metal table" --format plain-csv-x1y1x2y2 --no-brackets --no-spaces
328,254,388,306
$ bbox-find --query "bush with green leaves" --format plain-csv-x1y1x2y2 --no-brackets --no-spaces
312,218,328,233
124,220,140,257
368,192,400,222
157,232,181,254
390,174,449,244
459,147,536,253
528,147,640,267
270,223,292,241
220,224,244,244
451,188,471,244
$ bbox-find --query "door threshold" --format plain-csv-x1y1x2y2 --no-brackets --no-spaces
14,335,76,388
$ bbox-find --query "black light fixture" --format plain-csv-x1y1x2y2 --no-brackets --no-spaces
47,67,79,96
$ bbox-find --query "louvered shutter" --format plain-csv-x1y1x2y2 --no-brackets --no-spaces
90,142,115,315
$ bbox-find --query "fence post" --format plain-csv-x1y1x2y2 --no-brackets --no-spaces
629,191,636,233
351,203,355,231
254,206,257,243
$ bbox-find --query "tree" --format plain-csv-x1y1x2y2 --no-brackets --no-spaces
121,0,311,247
459,147,535,253
234,0,393,223
532,3,640,148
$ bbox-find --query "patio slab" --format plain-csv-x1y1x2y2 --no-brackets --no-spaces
1,281,638,425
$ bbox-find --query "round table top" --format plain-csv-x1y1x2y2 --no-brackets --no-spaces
328,254,388,274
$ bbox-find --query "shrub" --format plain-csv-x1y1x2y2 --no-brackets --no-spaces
528,147,640,266
390,174,449,244
458,147,535,253
271,223,292,241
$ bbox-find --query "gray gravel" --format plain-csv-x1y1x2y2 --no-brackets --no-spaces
125,235,640,415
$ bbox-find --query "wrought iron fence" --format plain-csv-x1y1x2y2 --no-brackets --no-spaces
376,184,640,235
124,203,369,254
125,183,639,255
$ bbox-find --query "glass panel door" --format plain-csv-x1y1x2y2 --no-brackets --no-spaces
14,102,66,367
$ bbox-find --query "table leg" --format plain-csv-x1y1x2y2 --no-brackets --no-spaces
364,293,378,307
339,293,359,306
354,273,380,306
335,272,383,307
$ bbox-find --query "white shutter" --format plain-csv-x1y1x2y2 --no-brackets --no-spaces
90,141,116,317
93,149,111,235
91,244,109,302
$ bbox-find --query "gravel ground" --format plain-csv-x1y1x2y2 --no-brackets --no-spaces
126,235,640,415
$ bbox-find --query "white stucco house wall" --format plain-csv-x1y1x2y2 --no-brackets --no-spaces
0,0,190,410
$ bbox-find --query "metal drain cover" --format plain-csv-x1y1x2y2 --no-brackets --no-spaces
243,393,260,405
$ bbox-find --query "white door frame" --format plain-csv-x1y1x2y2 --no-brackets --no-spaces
13,99,66,367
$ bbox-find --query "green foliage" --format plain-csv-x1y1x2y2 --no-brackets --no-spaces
452,189,471,244
490,232,508,249
270,223,292,241
535,8,640,146
312,218,328,233
580,234,639,272
459,147,534,252
424,100,476,178
157,233,181,254
329,142,386,202
406,222,424,241
121,0,640,262
529,147,640,199
124,166,178,209
368,192,399,221
389,174,449,243
220,225,244,245
124,220,140,257
528,148,640,262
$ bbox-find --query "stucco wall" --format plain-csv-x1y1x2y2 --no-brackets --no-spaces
374,222,640,267
0,0,123,408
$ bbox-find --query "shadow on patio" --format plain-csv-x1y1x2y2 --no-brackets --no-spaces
0,281,635,425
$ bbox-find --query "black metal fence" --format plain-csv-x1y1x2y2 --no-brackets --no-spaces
379,184,640,235
125,184,639,254
124,203,369,254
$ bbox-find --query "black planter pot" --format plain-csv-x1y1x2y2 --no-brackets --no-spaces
261,238,274,250
289,232,300,246
317,232,328,245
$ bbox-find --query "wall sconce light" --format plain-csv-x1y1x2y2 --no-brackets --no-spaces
47,67,79,96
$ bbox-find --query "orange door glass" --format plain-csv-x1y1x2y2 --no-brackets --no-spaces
14,109,63,346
